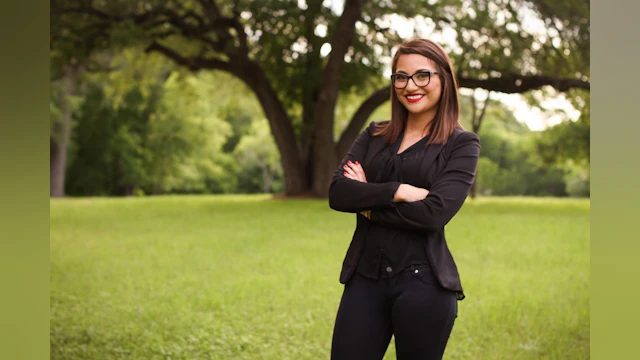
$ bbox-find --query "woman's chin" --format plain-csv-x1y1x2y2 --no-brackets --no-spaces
405,104,426,114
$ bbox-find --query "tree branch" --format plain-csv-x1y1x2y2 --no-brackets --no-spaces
196,0,248,55
145,41,232,72
58,4,245,56
336,72,588,156
310,0,370,194
471,90,492,133
312,0,369,137
198,0,221,23
319,0,368,103
336,86,389,158
478,91,491,128
458,74,590,93
470,91,477,129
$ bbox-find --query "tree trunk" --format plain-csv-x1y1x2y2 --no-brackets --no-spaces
50,110,71,197
240,62,308,196
337,86,390,158
310,0,368,197
468,90,491,199
261,162,274,193
50,67,76,198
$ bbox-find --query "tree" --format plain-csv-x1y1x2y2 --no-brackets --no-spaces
51,0,590,196
65,70,238,196
50,72,80,197
466,89,492,198
535,89,590,166
234,119,284,193
50,0,123,197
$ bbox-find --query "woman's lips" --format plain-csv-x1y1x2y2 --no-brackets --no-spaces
406,94,424,103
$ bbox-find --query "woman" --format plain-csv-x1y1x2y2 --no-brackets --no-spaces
328,38,480,359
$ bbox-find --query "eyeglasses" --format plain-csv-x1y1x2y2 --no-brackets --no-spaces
390,71,439,89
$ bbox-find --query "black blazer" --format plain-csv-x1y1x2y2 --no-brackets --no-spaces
328,121,480,300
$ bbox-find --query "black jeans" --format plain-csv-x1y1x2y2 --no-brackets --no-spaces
331,265,458,360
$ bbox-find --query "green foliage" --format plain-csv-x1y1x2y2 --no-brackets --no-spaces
50,195,590,359
458,93,572,197
63,49,289,196
65,69,236,195
51,0,589,125
234,119,284,194
536,90,590,166
65,84,117,196
144,72,233,194
50,77,83,144
64,65,587,197
564,163,590,197
532,89,589,197
51,0,590,197
219,99,258,153
451,0,589,82
109,125,148,191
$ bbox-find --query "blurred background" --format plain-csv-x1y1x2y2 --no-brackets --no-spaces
50,1,589,359
50,0,589,200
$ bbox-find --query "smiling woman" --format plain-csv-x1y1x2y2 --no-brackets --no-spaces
328,38,480,360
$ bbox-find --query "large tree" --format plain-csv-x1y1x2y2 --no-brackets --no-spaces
51,0,590,196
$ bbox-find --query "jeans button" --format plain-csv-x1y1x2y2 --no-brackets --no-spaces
386,266,392,273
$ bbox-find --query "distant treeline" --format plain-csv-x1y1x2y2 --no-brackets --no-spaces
51,69,589,198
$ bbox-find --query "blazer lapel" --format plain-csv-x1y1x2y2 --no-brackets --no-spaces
363,137,390,182
421,142,445,170
417,142,445,186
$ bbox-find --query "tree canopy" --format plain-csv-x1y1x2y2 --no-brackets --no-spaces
51,0,590,196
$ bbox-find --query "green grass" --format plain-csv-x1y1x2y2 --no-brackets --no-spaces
50,195,589,359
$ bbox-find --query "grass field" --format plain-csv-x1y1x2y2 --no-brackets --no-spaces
50,195,590,359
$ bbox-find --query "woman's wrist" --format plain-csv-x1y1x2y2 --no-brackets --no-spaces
393,184,406,203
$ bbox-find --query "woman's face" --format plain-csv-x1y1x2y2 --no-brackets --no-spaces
393,54,443,119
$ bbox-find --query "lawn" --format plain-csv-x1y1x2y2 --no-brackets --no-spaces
50,195,590,359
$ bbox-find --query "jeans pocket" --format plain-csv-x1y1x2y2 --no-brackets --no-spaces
410,264,439,287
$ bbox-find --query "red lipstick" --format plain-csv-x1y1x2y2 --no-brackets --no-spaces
405,93,424,103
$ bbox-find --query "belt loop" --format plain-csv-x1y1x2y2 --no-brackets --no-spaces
410,264,415,272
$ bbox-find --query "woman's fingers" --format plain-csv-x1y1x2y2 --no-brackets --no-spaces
345,161,367,183
352,162,367,183
343,160,368,183
343,162,358,179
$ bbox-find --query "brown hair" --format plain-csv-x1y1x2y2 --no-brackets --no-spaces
374,38,463,145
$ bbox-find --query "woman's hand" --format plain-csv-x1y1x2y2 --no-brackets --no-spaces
343,161,367,183
393,184,430,203
341,161,371,218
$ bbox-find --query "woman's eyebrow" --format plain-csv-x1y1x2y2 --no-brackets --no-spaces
395,68,434,74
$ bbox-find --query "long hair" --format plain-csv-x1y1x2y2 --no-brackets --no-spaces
375,39,463,145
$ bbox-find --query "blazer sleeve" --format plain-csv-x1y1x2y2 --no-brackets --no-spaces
369,131,480,231
328,122,402,213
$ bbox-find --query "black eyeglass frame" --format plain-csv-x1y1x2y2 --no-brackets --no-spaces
390,70,440,89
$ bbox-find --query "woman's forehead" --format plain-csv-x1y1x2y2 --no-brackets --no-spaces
395,54,437,71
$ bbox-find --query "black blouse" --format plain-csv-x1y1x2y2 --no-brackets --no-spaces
355,131,433,279
329,121,481,300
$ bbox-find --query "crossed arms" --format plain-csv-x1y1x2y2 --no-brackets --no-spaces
328,124,480,232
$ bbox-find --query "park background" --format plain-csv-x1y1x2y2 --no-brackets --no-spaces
50,0,590,359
